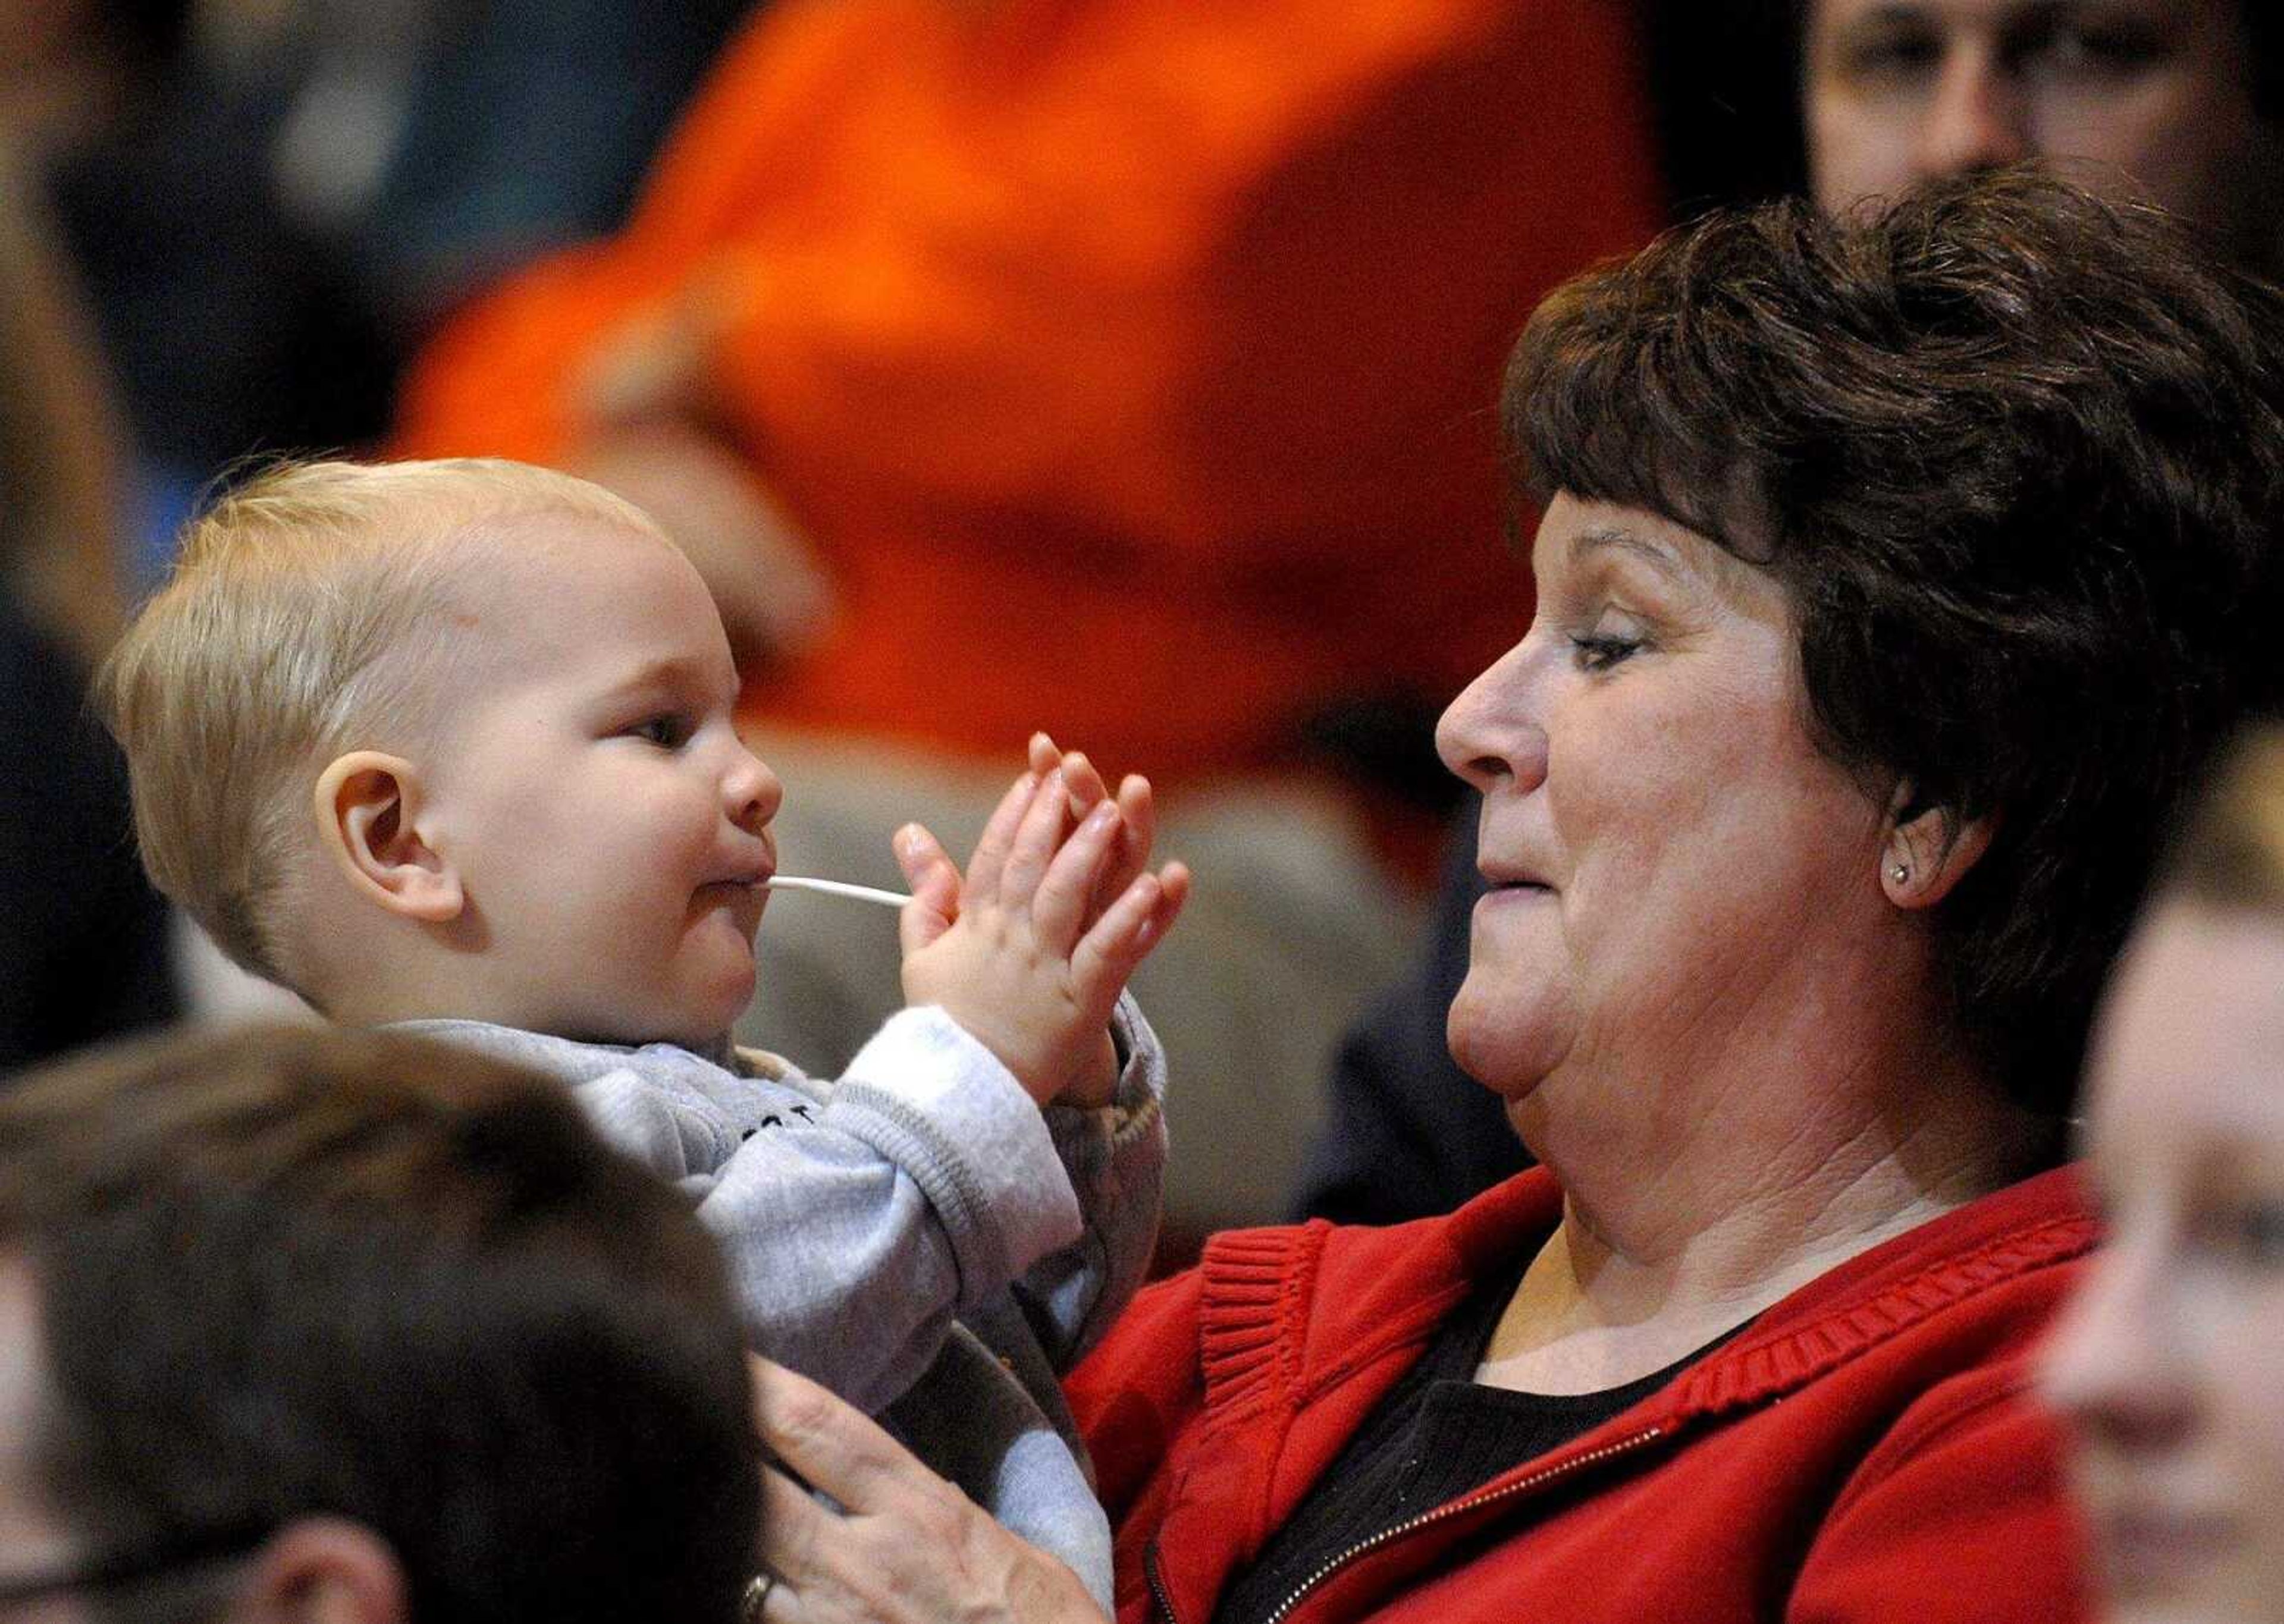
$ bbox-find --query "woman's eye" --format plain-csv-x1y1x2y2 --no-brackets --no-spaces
1568,625,1645,673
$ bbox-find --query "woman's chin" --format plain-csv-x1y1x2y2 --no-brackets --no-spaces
1445,987,1564,1102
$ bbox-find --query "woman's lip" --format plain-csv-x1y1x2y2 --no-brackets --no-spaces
1474,881,1556,913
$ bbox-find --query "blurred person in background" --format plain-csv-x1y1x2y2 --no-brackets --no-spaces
1,0,394,570
340,0,755,334
0,0,753,577
1295,0,2284,1226
390,0,1664,1237
2042,725,2284,1624
1804,0,2283,272
0,1020,761,1623
0,150,177,1076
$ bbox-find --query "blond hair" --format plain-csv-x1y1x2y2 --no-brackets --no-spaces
97,457,658,986
2163,724,2284,916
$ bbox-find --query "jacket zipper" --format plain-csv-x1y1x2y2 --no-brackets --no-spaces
1149,1540,1181,1624
1147,1424,1667,1624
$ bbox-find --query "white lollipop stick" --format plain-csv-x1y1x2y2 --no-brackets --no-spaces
763,875,911,909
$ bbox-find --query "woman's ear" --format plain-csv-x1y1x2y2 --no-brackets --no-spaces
231,1518,408,1624
1880,782,1996,910
313,752,463,923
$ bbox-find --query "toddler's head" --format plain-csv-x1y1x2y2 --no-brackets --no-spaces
102,457,784,1047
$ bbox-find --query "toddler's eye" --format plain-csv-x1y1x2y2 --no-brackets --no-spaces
628,714,692,749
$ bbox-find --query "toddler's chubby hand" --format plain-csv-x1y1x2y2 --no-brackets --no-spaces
895,737,1190,1109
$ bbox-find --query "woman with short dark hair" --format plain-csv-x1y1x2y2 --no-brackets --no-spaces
738,171,2284,1624
1505,167,2284,1116
1300,0,2284,1233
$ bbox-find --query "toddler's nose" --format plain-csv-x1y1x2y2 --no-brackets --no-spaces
724,745,783,834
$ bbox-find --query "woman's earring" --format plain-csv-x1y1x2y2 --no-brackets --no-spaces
1890,862,1910,885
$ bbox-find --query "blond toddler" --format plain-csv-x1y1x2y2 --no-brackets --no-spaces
99,457,1190,1608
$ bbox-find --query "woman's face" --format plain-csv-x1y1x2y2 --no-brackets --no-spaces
2043,899,2284,1624
1805,0,2277,263
1435,495,1888,1124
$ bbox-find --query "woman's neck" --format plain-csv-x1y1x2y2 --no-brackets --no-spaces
1480,1042,2054,1395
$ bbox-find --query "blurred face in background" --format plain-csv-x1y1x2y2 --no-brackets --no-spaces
2043,899,2284,1624
0,1256,94,1623
1805,1,2282,268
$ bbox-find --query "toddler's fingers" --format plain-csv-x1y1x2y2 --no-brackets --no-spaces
1033,800,1121,953
964,771,1039,908
1069,869,1176,1013
892,821,959,888
1140,859,1192,952
1059,749,1109,819
996,766,1068,909
1098,772,1155,905
893,824,961,956
1116,772,1154,840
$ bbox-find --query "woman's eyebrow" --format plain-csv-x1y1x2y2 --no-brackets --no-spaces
1566,523,1688,581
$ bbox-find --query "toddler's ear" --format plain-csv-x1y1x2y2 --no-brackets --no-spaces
315,752,464,922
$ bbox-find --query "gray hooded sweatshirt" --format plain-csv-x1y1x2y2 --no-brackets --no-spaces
393,995,1165,1610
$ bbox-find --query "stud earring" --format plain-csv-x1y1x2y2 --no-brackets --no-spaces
1890,862,1910,885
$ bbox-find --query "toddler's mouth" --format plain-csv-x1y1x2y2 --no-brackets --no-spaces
696,877,770,935
758,875,909,908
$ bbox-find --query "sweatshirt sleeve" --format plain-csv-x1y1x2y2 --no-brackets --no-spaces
1787,1375,2092,1624
678,1006,1084,1416
1009,991,1169,1371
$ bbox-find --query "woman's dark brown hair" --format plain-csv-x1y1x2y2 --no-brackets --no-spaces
1507,169,2284,1115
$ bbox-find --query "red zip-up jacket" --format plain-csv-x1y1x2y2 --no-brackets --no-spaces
1067,1166,2097,1624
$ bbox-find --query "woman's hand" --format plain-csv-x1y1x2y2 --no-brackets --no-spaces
748,1358,1110,1624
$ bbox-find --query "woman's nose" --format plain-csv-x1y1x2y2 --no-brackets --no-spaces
1917,49,2031,178
1436,640,1549,797
2039,1235,2197,1456
723,745,784,835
